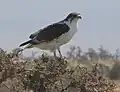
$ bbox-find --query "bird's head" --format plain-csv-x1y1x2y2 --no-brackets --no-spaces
65,12,82,23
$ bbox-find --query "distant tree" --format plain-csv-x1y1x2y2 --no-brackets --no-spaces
80,53,88,60
98,45,110,60
114,48,120,60
75,46,82,60
67,46,76,59
87,48,98,61
109,53,115,60
66,45,119,61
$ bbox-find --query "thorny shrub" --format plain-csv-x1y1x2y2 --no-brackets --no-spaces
109,61,120,80
0,49,117,92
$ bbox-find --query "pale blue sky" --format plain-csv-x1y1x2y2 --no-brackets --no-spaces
0,0,120,54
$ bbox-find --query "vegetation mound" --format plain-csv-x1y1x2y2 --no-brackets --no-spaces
0,49,116,92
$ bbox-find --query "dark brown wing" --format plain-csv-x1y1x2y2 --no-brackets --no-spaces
35,23,70,42
20,23,70,47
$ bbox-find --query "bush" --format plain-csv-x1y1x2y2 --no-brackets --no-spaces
109,62,120,80
0,49,117,92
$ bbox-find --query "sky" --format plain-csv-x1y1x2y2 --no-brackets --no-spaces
0,0,120,56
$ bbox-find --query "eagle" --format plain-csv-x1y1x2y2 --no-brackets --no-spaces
19,12,82,58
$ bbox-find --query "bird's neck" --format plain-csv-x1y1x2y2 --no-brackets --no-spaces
65,20,78,38
65,20,78,29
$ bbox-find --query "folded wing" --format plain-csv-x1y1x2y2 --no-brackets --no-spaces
35,23,70,42
19,23,70,47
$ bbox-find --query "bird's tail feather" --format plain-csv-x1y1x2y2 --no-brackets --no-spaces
19,40,32,47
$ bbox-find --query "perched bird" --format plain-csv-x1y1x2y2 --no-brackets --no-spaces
19,12,82,58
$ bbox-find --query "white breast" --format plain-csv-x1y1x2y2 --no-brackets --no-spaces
55,21,78,46
67,21,78,37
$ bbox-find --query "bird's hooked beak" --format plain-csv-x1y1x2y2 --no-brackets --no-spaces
77,13,82,19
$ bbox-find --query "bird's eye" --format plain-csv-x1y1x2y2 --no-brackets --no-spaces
73,15,77,18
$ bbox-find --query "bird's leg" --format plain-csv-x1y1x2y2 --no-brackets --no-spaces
53,51,57,58
57,47,62,58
